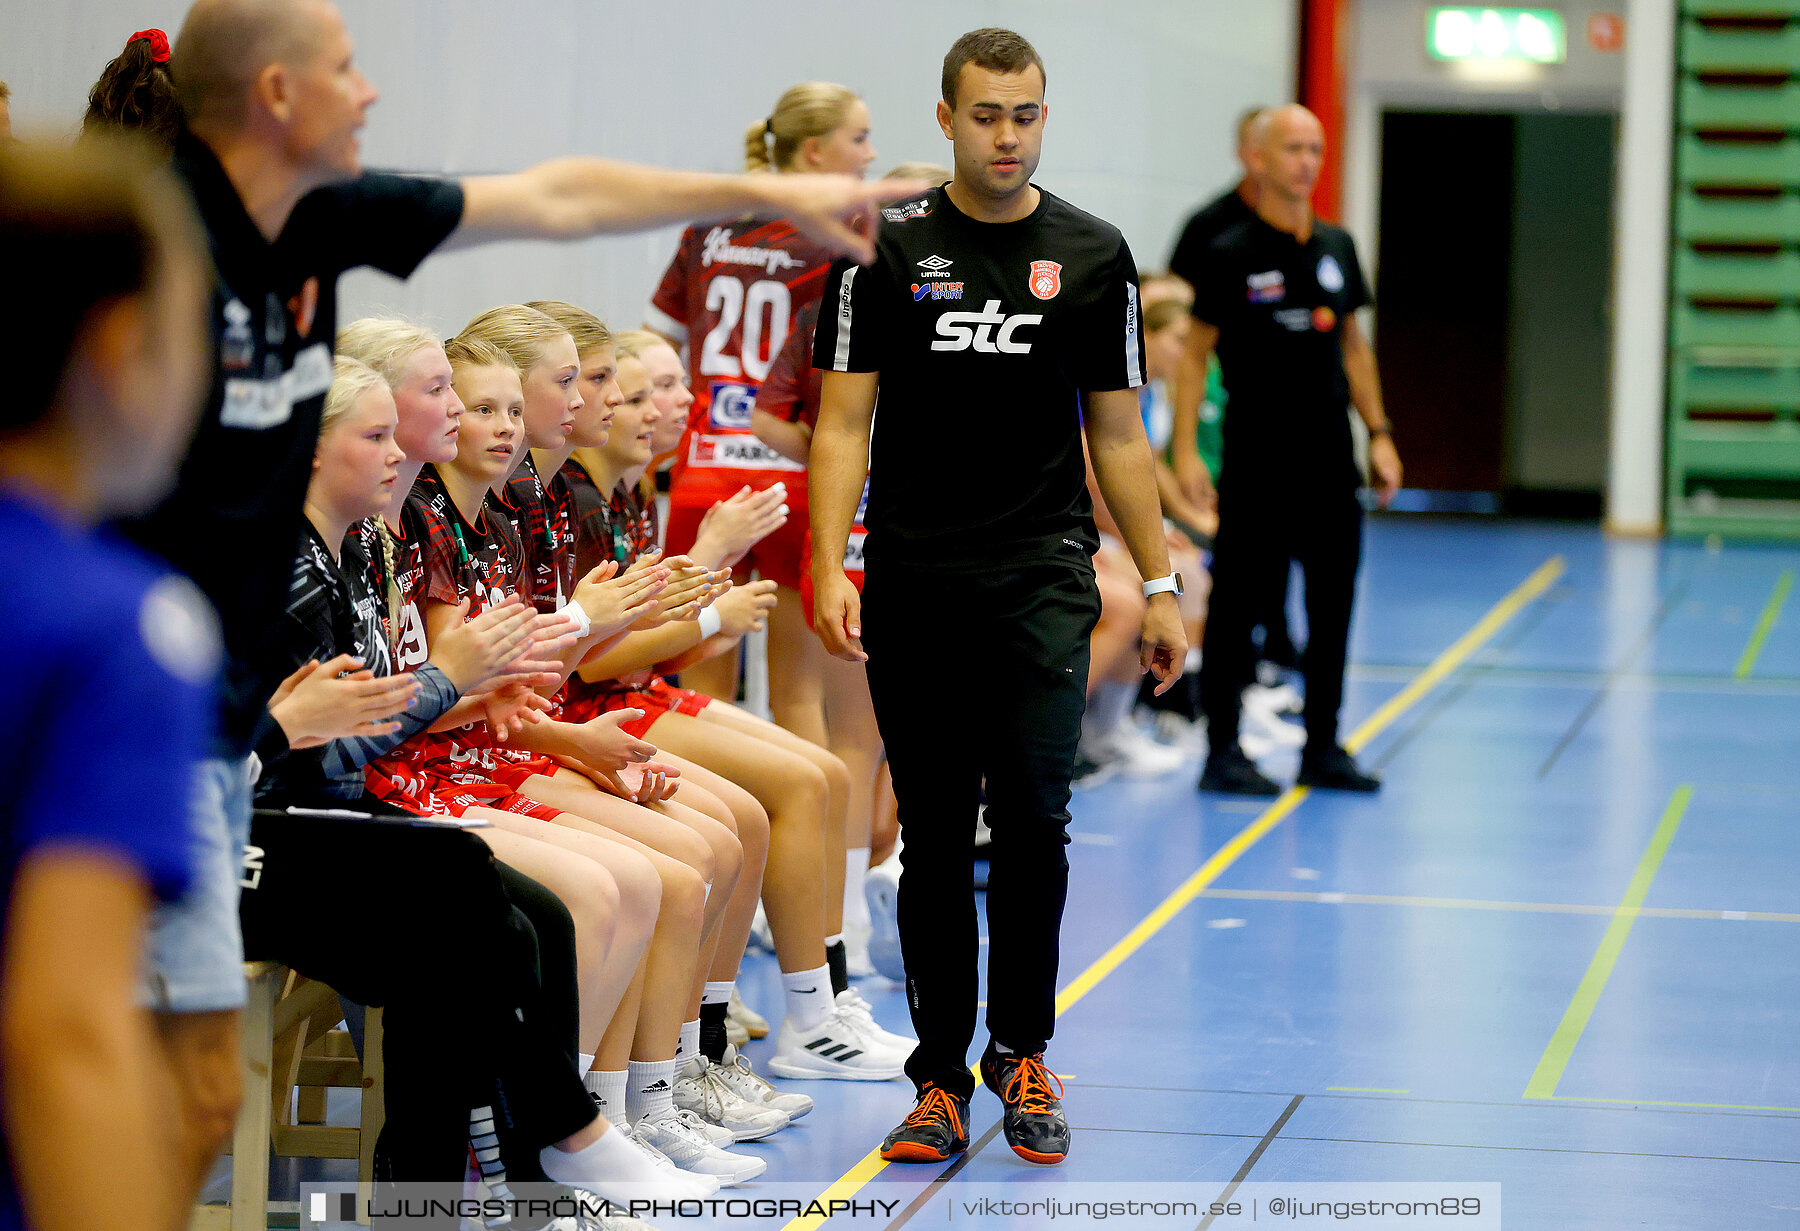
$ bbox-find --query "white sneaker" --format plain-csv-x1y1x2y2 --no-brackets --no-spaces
1241,697,1305,749
833,988,914,1060
548,1213,659,1231
863,861,904,981
1247,679,1304,716
767,1005,907,1080
551,1124,719,1204
632,1108,766,1185
1095,723,1188,778
726,988,769,1039
715,1044,812,1119
673,1055,790,1141
724,1016,749,1048
1239,729,1281,761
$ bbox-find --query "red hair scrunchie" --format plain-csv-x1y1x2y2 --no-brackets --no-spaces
130,28,171,63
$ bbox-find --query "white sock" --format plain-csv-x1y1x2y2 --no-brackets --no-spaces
626,1058,677,1124
782,964,833,1031
676,1019,700,1062
701,981,733,1008
584,1069,629,1126
844,849,871,931
576,1051,594,1079
540,1123,712,1201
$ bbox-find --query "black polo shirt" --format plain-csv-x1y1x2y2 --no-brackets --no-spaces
1166,184,1254,292
814,184,1144,569
123,130,464,757
1190,214,1369,489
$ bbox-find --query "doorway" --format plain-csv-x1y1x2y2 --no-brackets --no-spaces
1374,110,1615,513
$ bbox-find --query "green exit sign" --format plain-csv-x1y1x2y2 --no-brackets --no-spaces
1428,8,1567,63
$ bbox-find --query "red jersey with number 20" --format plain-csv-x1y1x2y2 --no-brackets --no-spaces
648,217,831,510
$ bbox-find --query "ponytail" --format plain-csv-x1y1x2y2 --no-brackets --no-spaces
744,117,775,173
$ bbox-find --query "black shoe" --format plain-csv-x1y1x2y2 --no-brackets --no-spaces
880,1083,970,1163
979,1050,1070,1164
1199,745,1281,796
1297,746,1381,793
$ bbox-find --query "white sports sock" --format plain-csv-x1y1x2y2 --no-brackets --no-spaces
584,1069,629,1126
576,1051,594,1078
626,1058,677,1124
676,1019,700,1061
701,981,733,1008
844,849,871,930
782,964,833,1031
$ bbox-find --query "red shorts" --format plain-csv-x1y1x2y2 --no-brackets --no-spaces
364,759,564,823
665,503,806,592
560,675,712,738
798,528,867,628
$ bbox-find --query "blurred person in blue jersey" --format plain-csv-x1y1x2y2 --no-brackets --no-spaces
0,138,217,1231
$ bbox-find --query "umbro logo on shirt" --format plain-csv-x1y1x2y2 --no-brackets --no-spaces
917,254,954,272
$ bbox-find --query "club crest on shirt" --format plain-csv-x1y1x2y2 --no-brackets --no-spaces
1028,260,1062,301
1247,270,1286,304
1317,255,1345,293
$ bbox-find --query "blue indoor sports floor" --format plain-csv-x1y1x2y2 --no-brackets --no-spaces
260,516,1800,1228
728,517,1800,1230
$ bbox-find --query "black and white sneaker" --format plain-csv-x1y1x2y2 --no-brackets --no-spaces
767,1005,906,1080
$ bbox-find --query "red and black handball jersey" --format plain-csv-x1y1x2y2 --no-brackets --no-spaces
500,454,578,614
408,465,528,616
354,501,431,673
814,185,1145,570
562,457,659,576
757,301,867,576
648,218,834,510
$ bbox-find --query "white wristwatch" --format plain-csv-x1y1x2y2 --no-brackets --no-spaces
1142,573,1184,599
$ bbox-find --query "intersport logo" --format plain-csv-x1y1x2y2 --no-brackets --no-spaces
930,300,1043,354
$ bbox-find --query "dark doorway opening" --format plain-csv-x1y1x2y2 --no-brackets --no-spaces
1374,110,1615,516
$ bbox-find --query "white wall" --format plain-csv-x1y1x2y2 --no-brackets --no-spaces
2,0,1296,338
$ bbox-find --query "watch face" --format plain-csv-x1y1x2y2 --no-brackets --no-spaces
1172,571,1185,596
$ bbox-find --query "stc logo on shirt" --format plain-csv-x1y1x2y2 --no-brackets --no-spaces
931,300,1043,354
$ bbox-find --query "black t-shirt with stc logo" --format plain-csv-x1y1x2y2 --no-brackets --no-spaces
815,184,1144,570
1189,215,1369,489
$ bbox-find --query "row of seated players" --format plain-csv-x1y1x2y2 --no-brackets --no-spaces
243,303,916,1217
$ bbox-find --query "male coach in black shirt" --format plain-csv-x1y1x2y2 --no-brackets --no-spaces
1188,104,1402,797
133,0,924,1213
811,27,1186,1167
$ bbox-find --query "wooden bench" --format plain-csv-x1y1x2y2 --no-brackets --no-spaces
190,962,384,1231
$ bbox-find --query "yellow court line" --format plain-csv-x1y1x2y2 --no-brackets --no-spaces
1735,568,1794,679
781,554,1566,1231
1524,786,1694,1101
